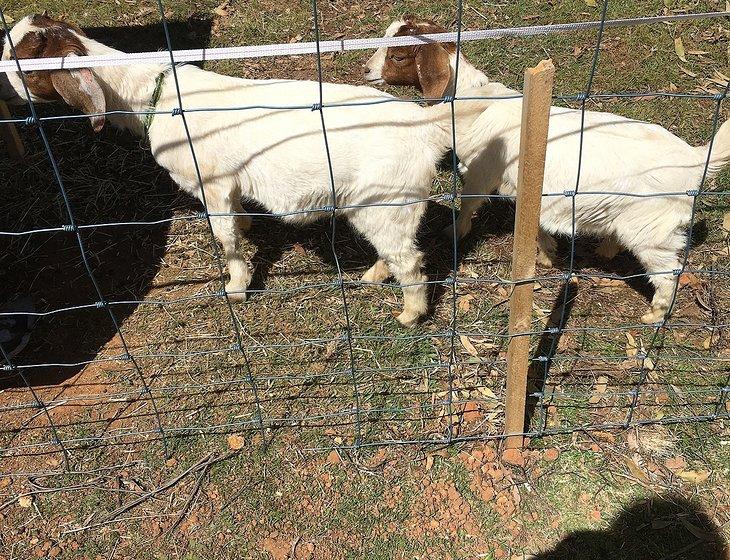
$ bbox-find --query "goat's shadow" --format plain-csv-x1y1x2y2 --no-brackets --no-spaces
531,493,727,560
0,19,211,390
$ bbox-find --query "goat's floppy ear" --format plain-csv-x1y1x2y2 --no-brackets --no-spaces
50,67,105,132
414,43,451,101
44,30,105,133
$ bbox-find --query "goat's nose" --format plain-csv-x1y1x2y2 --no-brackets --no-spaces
363,66,371,75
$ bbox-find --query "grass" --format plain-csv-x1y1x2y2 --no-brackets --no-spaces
1,0,729,558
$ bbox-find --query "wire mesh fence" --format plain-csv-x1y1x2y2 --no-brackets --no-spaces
0,1,728,478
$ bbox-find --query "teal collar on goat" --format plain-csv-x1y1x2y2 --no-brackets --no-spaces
143,69,167,136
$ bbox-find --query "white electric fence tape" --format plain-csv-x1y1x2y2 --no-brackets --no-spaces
0,11,727,74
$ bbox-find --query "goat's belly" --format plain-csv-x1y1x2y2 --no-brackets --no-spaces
243,180,337,224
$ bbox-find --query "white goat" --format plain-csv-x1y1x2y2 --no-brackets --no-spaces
1,14,487,326
365,16,730,323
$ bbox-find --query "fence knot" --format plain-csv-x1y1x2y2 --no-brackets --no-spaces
94,300,107,309
122,353,132,361
442,193,455,202
441,95,455,104
311,102,322,111
563,189,575,198
2,364,15,371
672,268,682,276
232,343,242,351
216,289,227,298
195,211,207,220
535,355,549,362
322,205,335,213
444,275,456,286
62,224,76,233
686,189,699,197
171,107,183,117
636,352,647,360
547,327,560,335
574,92,588,102
24,116,38,126
714,92,726,101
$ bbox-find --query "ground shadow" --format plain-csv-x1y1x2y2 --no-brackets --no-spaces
525,279,578,429
531,493,728,560
0,19,211,390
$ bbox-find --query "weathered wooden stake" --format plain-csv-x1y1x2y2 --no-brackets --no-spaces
503,59,555,450
0,99,25,160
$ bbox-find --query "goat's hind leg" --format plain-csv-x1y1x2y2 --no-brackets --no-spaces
632,232,685,324
202,184,252,301
350,206,428,327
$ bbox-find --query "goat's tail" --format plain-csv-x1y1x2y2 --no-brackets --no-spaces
703,118,730,177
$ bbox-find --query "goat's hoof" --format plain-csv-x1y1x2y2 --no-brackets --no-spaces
640,307,667,324
225,285,248,302
536,252,555,268
396,310,421,328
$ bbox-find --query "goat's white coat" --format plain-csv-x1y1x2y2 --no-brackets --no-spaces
2,15,476,326
366,19,730,323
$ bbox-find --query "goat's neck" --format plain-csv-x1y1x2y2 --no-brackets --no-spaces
448,53,490,95
78,36,167,136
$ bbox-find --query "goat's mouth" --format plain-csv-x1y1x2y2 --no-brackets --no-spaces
364,77,385,85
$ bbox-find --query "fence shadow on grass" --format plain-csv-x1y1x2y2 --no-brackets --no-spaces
532,493,728,560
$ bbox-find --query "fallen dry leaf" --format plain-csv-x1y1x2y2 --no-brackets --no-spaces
462,401,483,423
584,0,598,6
460,335,479,357
213,1,233,17
722,211,730,232
17,496,32,508
674,37,687,62
677,470,710,484
625,332,637,357
588,375,609,404
678,272,701,289
623,456,650,483
457,294,474,312
326,450,341,465
226,434,245,450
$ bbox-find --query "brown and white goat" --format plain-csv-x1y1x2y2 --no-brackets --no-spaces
365,16,730,324
1,14,487,326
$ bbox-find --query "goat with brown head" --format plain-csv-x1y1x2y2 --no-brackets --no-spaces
363,16,456,100
364,15,495,104
1,12,105,131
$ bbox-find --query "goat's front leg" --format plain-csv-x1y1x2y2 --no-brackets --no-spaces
202,184,252,301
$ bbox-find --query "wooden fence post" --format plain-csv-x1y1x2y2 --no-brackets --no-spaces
503,59,555,450
0,99,25,160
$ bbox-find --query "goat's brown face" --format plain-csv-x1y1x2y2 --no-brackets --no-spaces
1,13,105,131
363,16,455,101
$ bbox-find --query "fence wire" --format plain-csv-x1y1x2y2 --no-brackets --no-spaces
0,1,728,475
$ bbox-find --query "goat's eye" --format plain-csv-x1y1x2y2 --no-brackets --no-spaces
391,55,406,62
